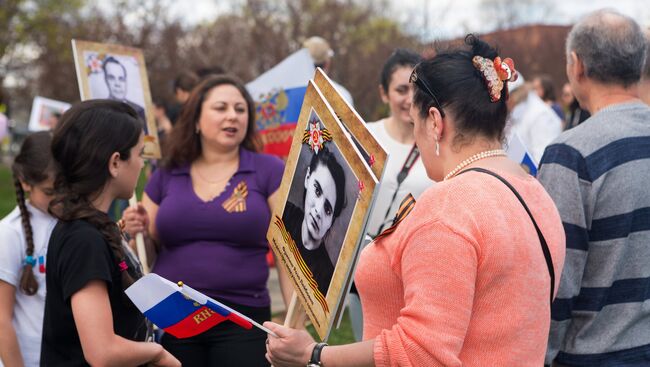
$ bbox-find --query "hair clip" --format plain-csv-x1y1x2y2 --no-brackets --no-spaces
24,255,37,267
118,261,128,272
472,55,518,102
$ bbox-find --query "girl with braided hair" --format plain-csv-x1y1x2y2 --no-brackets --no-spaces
41,100,179,366
0,132,56,366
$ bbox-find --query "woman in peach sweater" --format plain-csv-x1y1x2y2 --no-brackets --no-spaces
264,35,566,367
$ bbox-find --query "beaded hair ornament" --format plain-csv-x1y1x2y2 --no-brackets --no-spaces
472,56,518,102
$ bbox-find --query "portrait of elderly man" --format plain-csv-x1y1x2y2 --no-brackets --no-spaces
102,56,148,132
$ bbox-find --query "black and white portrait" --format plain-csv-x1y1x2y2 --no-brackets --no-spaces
73,40,161,158
282,110,357,296
86,53,148,133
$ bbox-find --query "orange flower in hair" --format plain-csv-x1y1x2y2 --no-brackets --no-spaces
473,55,518,102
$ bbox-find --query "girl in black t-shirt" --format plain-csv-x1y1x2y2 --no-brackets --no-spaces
42,100,179,366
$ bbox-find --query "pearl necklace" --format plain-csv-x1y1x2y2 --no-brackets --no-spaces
443,149,507,181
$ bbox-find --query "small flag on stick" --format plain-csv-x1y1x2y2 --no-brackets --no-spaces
125,273,276,338
505,132,538,176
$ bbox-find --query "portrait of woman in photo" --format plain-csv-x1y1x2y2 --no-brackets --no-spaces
282,146,346,296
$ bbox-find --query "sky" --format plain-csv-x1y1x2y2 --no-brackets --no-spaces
165,0,649,40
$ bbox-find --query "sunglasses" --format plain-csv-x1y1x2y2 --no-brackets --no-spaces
410,67,445,117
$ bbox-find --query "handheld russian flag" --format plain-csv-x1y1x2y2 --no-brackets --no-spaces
125,273,276,338
505,132,538,176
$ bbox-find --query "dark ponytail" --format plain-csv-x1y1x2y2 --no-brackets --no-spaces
49,100,143,290
11,131,53,295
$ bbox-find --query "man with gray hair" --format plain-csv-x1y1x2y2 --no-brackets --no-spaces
538,9,650,366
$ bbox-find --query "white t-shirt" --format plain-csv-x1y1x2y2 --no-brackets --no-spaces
365,119,433,237
0,203,57,367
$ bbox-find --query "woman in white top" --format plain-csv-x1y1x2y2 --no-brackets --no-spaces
366,49,433,236
348,49,434,340
0,132,57,367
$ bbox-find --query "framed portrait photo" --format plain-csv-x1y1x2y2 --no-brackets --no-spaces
28,96,71,131
71,39,161,158
313,67,389,323
267,80,378,340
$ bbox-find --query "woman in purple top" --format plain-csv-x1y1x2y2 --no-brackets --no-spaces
123,75,293,366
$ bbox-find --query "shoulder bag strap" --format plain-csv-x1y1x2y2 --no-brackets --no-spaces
459,167,555,307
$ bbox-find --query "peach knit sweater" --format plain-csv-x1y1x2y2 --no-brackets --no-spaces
355,170,565,366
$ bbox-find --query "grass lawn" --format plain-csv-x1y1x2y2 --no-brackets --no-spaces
308,309,356,345
0,165,16,217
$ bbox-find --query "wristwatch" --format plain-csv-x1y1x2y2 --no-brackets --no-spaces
307,342,328,367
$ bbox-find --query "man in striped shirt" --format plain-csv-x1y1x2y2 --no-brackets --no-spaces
539,9,650,366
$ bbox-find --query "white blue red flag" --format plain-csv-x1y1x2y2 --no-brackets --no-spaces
246,49,315,159
506,132,538,176
125,273,275,338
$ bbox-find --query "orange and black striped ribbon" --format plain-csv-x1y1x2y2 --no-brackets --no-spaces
273,216,329,313
374,194,416,241
222,181,248,213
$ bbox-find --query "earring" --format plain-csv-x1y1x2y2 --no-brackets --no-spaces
195,126,200,134
435,137,440,156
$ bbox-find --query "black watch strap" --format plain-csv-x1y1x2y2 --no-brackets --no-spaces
308,342,328,366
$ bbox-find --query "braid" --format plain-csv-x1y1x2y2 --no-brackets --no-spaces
13,176,39,295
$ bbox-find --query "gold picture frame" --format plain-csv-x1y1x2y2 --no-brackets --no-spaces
72,39,161,159
267,80,378,340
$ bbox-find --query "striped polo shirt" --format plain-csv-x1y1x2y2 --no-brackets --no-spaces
538,101,650,366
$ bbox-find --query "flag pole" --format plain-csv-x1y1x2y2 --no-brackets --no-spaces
283,292,306,328
129,192,149,274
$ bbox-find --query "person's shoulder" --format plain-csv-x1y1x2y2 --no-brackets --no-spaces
283,201,301,217
0,207,23,250
365,119,386,134
127,100,145,111
52,220,105,246
0,206,22,231
416,173,511,214
152,164,187,181
247,150,285,172
548,103,641,155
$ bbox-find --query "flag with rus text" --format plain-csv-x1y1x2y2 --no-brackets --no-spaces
125,273,254,338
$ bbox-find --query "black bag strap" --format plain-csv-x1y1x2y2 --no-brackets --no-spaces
459,167,555,307
374,145,420,236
